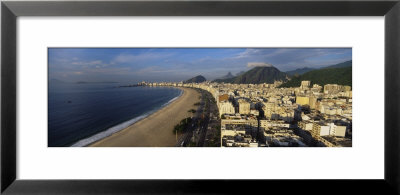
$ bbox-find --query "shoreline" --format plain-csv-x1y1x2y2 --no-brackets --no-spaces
70,87,183,147
89,87,200,147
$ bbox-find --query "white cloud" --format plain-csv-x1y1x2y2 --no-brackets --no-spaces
247,62,273,68
113,52,175,64
114,54,136,63
234,49,262,59
71,60,114,67
135,66,176,74
72,60,101,66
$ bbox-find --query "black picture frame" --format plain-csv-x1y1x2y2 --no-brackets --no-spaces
1,0,399,194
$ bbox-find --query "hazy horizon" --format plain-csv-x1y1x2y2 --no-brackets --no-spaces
49,48,352,83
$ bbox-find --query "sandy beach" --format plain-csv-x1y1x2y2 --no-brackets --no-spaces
89,87,200,147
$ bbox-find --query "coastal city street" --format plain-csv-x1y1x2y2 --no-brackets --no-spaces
175,88,220,147
175,89,204,146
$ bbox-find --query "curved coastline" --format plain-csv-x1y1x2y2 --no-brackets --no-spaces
89,87,200,147
70,87,183,147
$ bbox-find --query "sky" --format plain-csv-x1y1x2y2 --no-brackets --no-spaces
49,48,352,83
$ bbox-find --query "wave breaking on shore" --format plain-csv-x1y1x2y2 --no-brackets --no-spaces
70,88,184,147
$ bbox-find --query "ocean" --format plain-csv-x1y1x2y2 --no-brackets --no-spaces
48,82,182,147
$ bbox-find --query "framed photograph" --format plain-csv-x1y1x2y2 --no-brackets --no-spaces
47,47,352,148
2,0,399,194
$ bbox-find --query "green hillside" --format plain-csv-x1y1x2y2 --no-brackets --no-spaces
286,67,315,76
184,75,206,83
279,66,352,88
323,60,352,69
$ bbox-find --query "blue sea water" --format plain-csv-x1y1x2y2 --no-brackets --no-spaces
48,82,182,147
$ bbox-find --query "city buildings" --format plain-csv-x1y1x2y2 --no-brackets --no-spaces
140,79,352,147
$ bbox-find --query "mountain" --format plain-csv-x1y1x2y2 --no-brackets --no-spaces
214,66,288,84
323,60,352,69
218,72,235,80
184,75,207,83
286,67,315,76
279,66,352,88
284,60,352,76
236,71,245,76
